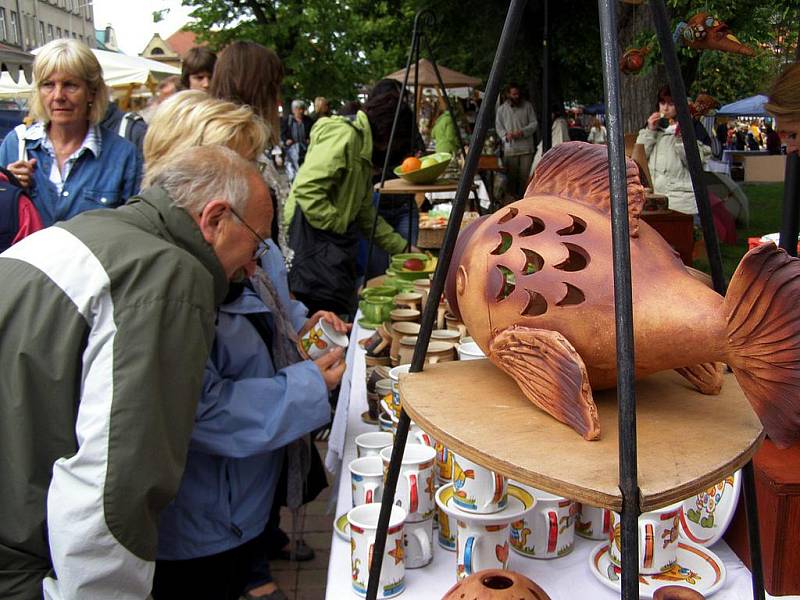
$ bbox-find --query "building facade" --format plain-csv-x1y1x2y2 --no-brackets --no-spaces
0,0,95,51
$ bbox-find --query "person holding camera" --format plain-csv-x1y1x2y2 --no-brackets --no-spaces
635,85,711,215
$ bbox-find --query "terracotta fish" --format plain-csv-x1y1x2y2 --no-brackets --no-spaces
445,142,800,446
674,13,755,56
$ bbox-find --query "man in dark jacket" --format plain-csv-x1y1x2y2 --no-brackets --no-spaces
0,145,271,600
101,101,148,161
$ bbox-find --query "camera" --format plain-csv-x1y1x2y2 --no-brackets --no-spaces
656,117,670,130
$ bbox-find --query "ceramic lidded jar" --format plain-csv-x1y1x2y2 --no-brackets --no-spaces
441,569,552,599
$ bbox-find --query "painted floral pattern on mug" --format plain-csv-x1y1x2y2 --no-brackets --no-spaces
300,324,327,354
686,475,735,529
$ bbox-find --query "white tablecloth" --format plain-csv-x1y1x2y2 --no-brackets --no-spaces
324,320,797,599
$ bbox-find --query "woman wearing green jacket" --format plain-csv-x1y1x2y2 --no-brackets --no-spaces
284,81,416,317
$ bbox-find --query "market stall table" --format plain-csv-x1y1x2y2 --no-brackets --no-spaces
324,320,776,599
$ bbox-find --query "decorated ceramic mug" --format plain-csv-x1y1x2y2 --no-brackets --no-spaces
451,453,508,514
509,483,577,559
375,378,395,419
609,502,682,575
435,484,458,551
404,517,434,569
349,456,384,507
436,442,455,486
299,318,349,360
576,503,612,541
348,503,407,598
380,443,437,523
378,413,393,433
355,431,394,458
388,365,409,419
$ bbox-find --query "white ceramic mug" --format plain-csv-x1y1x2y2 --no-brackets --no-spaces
576,503,612,540
376,378,395,419
348,503,407,598
436,442,455,486
456,520,510,579
457,341,486,361
356,431,394,458
388,364,410,419
452,453,508,514
349,456,384,507
509,484,577,559
299,318,349,360
378,413,393,433
380,443,437,522
609,502,682,575
404,517,434,569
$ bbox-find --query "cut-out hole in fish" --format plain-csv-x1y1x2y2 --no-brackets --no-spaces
520,216,545,237
521,289,548,316
498,207,519,224
521,248,544,275
556,282,586,306
491,231,513,255
496,265,516,301
554,244,589,272
556,215,587,236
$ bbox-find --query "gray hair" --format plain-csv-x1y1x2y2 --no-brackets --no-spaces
291,99,306,110
149,145,259,214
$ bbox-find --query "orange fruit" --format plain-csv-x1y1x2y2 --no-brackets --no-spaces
400,156,421,173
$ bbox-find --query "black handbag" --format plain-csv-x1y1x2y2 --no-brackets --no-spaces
287,206,359,312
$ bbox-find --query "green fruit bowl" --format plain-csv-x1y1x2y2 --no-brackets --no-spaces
393,152,452,185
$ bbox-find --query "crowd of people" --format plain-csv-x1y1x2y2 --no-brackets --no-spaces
0,38,417,600
0,34,798,600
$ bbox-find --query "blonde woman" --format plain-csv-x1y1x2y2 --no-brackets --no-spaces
0,39,140,225
143,90,268,185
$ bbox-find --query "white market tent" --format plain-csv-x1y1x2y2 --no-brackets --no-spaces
0,48,180,99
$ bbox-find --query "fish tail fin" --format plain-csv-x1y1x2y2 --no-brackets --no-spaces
674,362,724,395
725,243,800,448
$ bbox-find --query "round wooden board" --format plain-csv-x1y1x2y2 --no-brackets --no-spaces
375,178,460,195
398,360,764,512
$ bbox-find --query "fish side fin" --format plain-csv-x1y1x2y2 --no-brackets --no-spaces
674,362,724,395
488,325,600,441
725,243,800,448
528,141,645,237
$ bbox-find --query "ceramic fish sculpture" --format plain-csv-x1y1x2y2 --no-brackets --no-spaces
674,13,755,56
445,142,800,446
620,46,649,75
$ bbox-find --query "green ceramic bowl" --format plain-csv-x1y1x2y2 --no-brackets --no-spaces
392,152,452,185
360,285,396,299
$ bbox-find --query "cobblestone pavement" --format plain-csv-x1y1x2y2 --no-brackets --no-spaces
269,441,333,600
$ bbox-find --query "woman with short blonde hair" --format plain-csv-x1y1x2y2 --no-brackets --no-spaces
0,39,140,225
765,63,800,155
142,90,269,186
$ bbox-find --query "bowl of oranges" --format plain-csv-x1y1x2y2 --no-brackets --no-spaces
393,152,452,185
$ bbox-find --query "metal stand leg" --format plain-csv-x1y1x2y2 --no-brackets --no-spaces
364,1,528,597
742,461,766,600
779,153,799,257
597,1,640,598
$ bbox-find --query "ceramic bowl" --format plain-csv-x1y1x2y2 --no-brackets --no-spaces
393,152,452,184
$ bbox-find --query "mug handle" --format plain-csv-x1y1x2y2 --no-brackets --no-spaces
407,473,419,514
545,510,559,554
412,527,432,565
463,536,476,576
491,472,504,505
641,522,655,571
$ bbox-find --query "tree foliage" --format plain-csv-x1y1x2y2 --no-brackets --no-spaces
181,0,798,129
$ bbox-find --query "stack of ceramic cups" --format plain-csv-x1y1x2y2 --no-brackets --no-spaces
435,454,536,580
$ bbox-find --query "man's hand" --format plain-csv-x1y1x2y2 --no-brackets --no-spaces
7,158,37,188
314,347,346,390
299,310,351,338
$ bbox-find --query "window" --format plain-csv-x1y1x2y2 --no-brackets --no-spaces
9,11,17,44
47,24,53,42
151,47,164,55
39,21,45,45
56,27,62,39
0,9,6,42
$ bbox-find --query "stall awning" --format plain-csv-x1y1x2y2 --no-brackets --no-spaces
0,44,33,83
716,94,769,117
384,59,481,88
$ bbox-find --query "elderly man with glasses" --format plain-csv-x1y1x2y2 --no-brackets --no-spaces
0,145,278,600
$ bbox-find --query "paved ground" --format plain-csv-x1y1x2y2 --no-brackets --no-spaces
270,441,333,600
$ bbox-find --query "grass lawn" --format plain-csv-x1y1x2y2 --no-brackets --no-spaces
694,182,787,282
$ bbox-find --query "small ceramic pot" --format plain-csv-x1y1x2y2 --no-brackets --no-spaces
398,338,455,367
431,328,461,343
362,297,394,325
390,308,421,323
394,292,423,311
442,569,552,600
388,321,420,364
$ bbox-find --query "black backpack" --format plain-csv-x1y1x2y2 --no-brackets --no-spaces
0,165,33,253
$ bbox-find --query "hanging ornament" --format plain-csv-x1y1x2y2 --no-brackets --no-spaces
620,46,650,74
673,13,755,56
690,94,719,118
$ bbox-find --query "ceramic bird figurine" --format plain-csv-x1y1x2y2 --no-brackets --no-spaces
445,142,800,446
674,13,755,56
620,46,649,74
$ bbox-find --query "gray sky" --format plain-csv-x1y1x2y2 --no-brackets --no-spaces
91,0,195,55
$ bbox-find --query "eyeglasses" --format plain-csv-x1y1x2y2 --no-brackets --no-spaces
228,206,270,261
